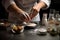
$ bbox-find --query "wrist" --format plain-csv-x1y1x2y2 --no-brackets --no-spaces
38,1,47,9
33,4,41,12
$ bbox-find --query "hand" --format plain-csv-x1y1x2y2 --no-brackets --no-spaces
29,3,42,20
23,12,31,23
29,8,39,20
16,12,31,22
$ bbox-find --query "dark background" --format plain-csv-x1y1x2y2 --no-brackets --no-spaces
40,0,60,21
0,0,8,19
0,0,60,19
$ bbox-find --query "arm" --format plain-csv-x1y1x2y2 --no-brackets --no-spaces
7,2,24,15
29,0,51,19
8,4,31,22
2,0,30,22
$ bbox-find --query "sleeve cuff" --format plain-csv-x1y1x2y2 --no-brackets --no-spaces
40,0,51,9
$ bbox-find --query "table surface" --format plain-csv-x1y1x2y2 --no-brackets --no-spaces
0,25,60,40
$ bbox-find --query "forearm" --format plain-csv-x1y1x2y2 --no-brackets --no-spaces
7,3,24,14
7,4,31,22
33,1,47,12
29,1,47,19
37,1,47,10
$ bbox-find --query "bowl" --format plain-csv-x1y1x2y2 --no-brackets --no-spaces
38,28,47,35
0,22,10,30
11,24,24,34
49,29,58,36
25,23,37,29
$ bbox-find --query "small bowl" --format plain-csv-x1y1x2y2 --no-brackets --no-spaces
49,32,57,36
0,22,10,30
38,28,47,35
49,29,58,36
11,24,24,34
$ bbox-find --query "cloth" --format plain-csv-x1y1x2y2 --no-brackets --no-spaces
2,0,51,22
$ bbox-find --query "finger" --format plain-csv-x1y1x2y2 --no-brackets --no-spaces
21,13,28,19
17,13,27,21
29,9,38,19
22,12,31,22
24,13,31,22
21,12,31,22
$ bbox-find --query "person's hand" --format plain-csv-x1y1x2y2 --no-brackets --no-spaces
23,12,31,23
16,12,31,22
29,3,42,20
29,8,39,20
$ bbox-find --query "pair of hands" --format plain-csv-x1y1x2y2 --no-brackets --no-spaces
18,5,40,23
21,10,38,22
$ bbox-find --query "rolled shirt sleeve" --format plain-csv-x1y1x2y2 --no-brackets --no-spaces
40,0,51,9
2,0,15,10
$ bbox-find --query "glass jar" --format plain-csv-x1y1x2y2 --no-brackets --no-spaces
42,13,48,27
